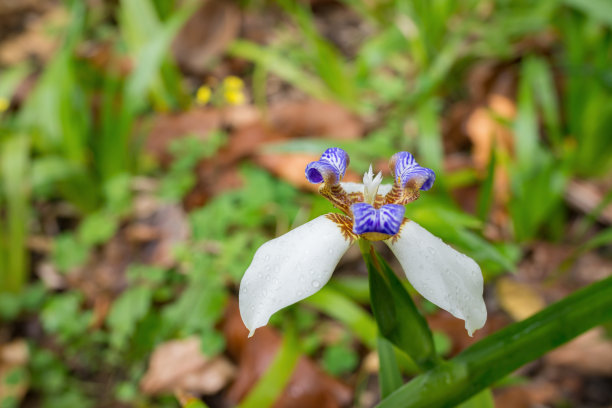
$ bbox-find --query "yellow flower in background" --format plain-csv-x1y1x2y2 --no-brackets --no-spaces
0,97,9,113
224,89,246,106
223,76,244,91
196,85,212,105
223,76,246,106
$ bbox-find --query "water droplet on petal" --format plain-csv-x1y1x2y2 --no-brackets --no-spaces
312,280,321,288
427,246,436,255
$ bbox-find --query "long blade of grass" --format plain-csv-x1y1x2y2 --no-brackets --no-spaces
0,136,29,293
377,275,612,408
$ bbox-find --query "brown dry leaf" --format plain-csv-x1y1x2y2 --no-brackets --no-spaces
254,151,362,192
145,108,223,165
141,337,236,395
565,179,612,225
268,100,363,140
495,381,560,408
0,4,66,65
172,0,241,74
496,277,546,321
546,328,612,376
223,299,352,408
0,340,29,406
254,152,323,192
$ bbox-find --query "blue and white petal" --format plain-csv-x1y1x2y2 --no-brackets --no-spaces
305,147,350,184
390,151,436,191
239,215,351,336
385,221,487,336
352,203,405,236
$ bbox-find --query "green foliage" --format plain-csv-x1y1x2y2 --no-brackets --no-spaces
41,292,92,345
322,343,359,376
159,132,227,201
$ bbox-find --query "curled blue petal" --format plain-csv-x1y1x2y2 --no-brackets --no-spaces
305,147,349,184
352,203,405,236
389,151,436,191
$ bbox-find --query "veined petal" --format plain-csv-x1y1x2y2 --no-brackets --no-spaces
305,147,349,184
352,203,405,236
385,221,487,336
239,215,352,336
340,182,393,196
389,151,435,191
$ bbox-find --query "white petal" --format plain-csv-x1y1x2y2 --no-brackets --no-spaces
341,182,393,196
239,215,352,336
385,221,487,336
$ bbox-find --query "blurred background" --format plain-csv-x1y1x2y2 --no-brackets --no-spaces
0,0,611,407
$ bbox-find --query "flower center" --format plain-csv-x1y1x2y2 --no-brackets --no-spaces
363,165,382,205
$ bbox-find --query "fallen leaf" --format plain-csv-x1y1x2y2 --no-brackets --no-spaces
565,179,612,225
223,299,352,408
253,151,362,192
141,337,236,395
547,328,612,376
496,277,546,321
172,0,241,75
145,108,223,165
0,2,65,65
268,100,362,140
0,340,29,406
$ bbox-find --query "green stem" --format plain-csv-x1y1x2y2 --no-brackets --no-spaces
378,275,612,408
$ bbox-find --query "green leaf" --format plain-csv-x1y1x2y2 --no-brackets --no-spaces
561,0,612,28
106,286,153,350
78,212,118,247
377,336,403,398
362,241,437,369
41,292,91,343
377,275,612,408
52,234,89,273
457,388,495,408
238,329,301,408
322,344,359,376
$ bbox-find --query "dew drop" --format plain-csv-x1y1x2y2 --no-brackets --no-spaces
427,246,436,256
264,255,270,261
311,280,321,288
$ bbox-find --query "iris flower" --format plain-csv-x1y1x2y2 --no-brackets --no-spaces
239,148,487,337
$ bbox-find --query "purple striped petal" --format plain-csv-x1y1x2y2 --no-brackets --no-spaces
389,151,435,191
352,203,405,236
305,147,349,184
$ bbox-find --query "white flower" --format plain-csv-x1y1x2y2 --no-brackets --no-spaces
239,149,487,337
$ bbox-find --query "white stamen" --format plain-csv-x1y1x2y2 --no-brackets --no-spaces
363,165,383,204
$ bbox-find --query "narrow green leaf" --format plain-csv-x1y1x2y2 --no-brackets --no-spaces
362,241,438,369
377,337,403,398
238,329,300,408
561,0,612,28
457,388,494,408
377,275,612,408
